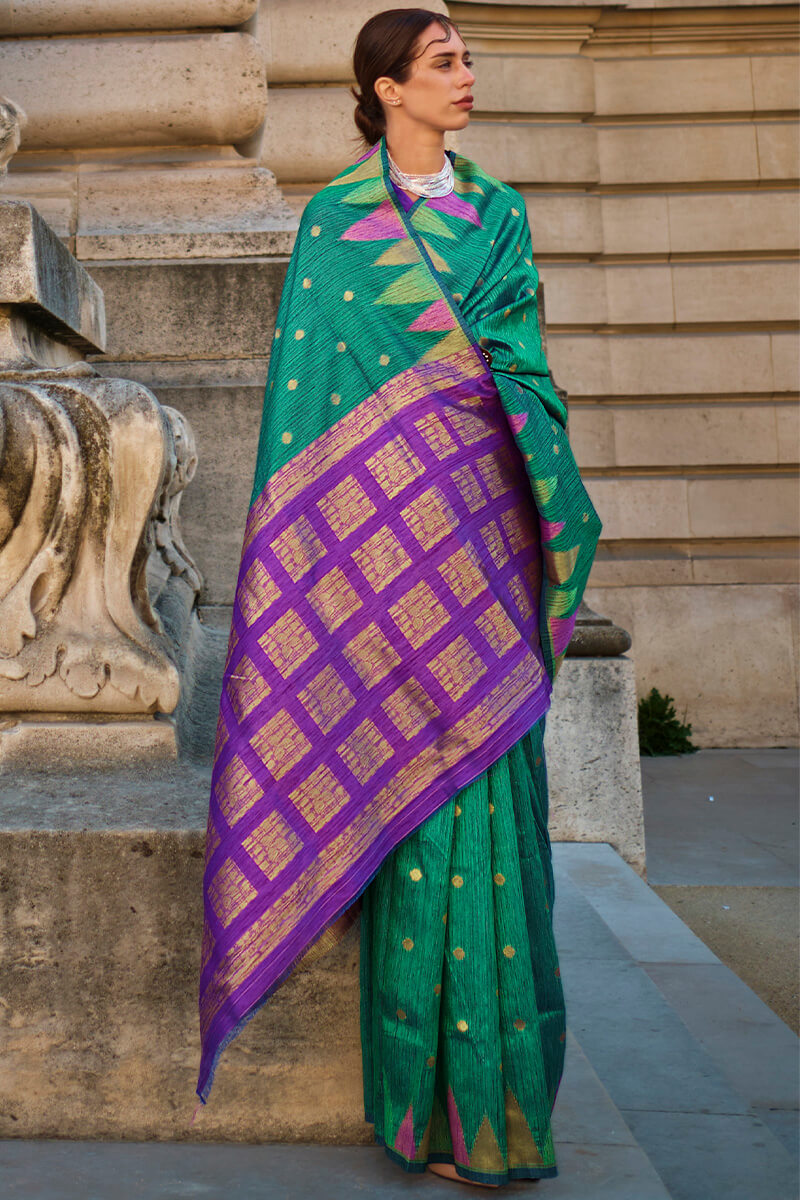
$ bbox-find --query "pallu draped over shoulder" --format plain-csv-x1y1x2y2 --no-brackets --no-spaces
196,136,602,1111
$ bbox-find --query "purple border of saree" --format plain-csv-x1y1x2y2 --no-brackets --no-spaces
197,348,554,1101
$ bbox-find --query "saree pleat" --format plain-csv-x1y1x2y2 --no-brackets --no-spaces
360,716,564,1184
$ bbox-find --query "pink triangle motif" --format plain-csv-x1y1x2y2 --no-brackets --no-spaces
394,1103,417,1160
508,412,528,433
446,1086,469,1164
551,614,577,657
541,518,565,542
406,297,458,333
427,192,482,227
340,198,406,242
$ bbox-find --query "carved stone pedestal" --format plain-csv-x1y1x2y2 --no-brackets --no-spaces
0,154,204,764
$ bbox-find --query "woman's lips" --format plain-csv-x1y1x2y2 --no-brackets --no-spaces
454,97,474,108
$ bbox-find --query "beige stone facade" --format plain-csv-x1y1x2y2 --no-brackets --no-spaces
2,0,797,745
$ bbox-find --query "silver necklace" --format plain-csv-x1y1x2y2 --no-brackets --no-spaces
387,148,454,198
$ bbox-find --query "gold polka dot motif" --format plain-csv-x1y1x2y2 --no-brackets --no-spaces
426,1055,436,1068
434,983,442,996
379,354,390,366
514,1018,526,1031
457,1020,468,1033
451,875,464,889
344,290,354,301
330,393,341,405
287,379,298,391
494,873,505,886
397,1008,407,1021
281,432,292,445
311,225,321,237
303,278,312,289
453,946,465,961
503,945,515,958
488,802,495,814
402,937,414,951
295,329,305,340
409,868,422,882
336,341,346,352
454,804,462,817
511,207,519,216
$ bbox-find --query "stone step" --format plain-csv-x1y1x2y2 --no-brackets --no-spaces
552,842,799,1200
0,1031,670,1199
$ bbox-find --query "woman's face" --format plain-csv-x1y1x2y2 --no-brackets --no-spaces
378,21,476,132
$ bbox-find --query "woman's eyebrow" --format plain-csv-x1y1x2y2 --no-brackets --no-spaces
430,49,471,60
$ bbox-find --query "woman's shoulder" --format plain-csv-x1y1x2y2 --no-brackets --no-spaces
450,150,527,223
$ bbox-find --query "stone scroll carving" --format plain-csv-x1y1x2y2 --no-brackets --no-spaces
0,370,201,714
0,98,25,176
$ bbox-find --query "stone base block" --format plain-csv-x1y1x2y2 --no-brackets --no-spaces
0,717,177,767
545,657,645,877
0,829,365,1142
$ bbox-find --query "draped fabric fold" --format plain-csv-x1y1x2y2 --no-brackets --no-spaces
196,136,601,1103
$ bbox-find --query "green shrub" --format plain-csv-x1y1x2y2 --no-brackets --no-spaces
637,687,698,756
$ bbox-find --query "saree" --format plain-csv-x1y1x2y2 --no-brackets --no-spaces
196,136,602,1125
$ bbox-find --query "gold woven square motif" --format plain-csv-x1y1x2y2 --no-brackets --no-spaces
401,486,458,552
427,635,487,701
317,474,377,540
214,709,228,759
258,609,318,678
448,408,493,445
508,573,534,621
414,411,457,459
366,435,425,498
299,663,356,734
476,601,521,658
306,566,362,632
270,514,327,582
208,856,257,928
337,718,394,784
250,708,311,780
438,545,488,607
343,622,401,688
477,449,514,499
481,519,509,568
290,763,351,832
351,525,411,592
389,580,449,649
226,654,271,723
451,464,487,514
215,753,262,827
238,559,281,626
242,809,302,881
501,504,536,554
382,677,440,740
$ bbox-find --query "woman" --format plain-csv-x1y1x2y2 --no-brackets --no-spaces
196,8,601,1189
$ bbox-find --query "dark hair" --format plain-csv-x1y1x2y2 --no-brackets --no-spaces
351,8,460,146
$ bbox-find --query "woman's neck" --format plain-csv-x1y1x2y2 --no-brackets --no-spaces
384,124,446,176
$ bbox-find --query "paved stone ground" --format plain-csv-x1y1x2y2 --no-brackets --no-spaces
1,749,797,1199
642,748,799,1031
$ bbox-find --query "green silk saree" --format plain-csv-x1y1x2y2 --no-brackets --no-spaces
198,136,601,1184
